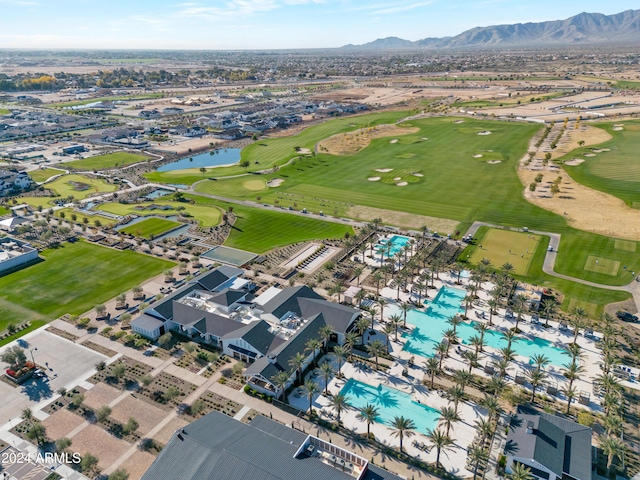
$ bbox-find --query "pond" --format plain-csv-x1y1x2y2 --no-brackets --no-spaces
157,149,241,172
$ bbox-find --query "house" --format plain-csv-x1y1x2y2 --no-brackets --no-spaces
0,216,30,233
141,410,403,480
0,237,39,274
62,144,86,155
0,170,32,196
504,407,592,480
163,107,184,115
139,110,161,119
213,128,244,140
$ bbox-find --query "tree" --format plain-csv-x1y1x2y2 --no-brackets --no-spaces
56,437,72,452
332,345,347,375
377,297,388,323
303,379,320,415
271,371,290,401
388,313,402,342
7,323,17,338
190,399,206,416
425,357,440,389
240,159,251,171
108,469,130,480
389,416,416,453
124,417,139,435
569,307,587,344
21,408,34,427
165,386,181,402
140,373,153,387
427,428,454,467
158,332,172,348
329,393,350,423
366,339,385,370
317,362,335,395
447,315,462,336
112,363,126,382
71,393,85,409
541,298,556,327
305,338,322,367
526,368,548,402
531,354,550,372
468,444,489,480
319,325,334,352
80,453,99,475
288,352,306,384
509,462,533,480
26,421,46,446
448,385,466,415
481,395,503,422
1,345,27,368
97,405,112,423
357,404,379,438
439,405,460,436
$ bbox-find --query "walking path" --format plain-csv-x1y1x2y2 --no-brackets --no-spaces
465,221,640,312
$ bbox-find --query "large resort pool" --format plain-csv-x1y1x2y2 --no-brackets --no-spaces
401,286,568,367
375,235,411,258
340,378,440,434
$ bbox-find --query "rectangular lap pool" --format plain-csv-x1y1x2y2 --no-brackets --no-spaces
401,286,568,367
340,378,440,434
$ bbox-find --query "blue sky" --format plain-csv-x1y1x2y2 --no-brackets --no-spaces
1,0,639,49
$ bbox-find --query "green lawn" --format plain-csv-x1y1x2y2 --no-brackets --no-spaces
466,228,542,276
54,208,116,227
120,218,181,239
144,111,408,184
45,174,118,199
29,168,64,183
558,122,640,207
0,240,174,329
97,200,222,227
0,205,9,215
63,152,149,171
0,108,10,115
49,94,164,108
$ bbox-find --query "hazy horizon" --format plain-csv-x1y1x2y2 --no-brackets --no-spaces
1,0,639,50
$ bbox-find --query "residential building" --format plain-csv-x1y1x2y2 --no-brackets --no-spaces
504,407,592,480
0,169,32,196
141,410,403,480
0,237,38,274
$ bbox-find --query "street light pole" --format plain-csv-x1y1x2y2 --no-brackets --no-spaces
29,347,37,364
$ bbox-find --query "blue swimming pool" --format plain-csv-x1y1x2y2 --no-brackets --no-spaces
401,286,567,367
340,379,440,434
376,235,411,258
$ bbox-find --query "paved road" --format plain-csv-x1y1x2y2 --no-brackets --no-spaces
465,221,640,311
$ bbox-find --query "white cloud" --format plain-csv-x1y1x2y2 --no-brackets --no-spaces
173,0,325,20
370,1,433,15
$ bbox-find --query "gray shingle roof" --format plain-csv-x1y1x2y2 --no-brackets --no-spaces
506,408,592,480
142,411,403,480
262,285,323,319
207,288,246,307
195,265,243,291
298,297,359,334
147,284,197,321
222,320,275,355
131,314,164,332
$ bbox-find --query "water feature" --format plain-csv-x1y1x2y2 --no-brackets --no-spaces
340,379,440,434
144,188,172,199
375,235,411,258
157,149,241,172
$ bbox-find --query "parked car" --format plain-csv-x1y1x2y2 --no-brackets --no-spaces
616,310,639,323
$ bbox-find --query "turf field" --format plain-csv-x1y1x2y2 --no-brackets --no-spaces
559,122,640,206
97,201,222,227
143,111,408,183
29,168,64,183
62,152,148,171
45,174,118,199
467,228,542,276
54,208,116,227
0,240,173,329
120,218,181,239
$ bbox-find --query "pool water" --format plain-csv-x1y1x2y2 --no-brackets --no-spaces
401,286,567,367
157,149,241,172
144,189,172,199
376,235,411,258
340,378,440,434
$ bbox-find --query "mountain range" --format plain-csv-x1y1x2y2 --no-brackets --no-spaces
341,9,640,50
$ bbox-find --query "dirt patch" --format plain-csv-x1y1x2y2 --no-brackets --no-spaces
317,124,419,156
605,297,638,316
375,168,393,173
487,160,502,164
347,205,458,233
368,177,381,181
42,409,85,440
72,424,131,470
118,450,156,480
83,383,122,410
267,178,284,187
151,416,188,444
110,396,166,435
564,159,585,166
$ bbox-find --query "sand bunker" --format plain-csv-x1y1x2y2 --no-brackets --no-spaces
396,182,408,186
393,177,402,181
390,139,398,144
613,127,624,131
477,131,492,136
375,168,393,173
583,153,596,157
613,124,624,127
421,137,428,141
412,173,424,177
473,154,483,158
297,148,312,155
592,149,604,153
453,120,465,124
266,178,285,187
487,160,502,164
565,159,585,166
368,177,381,181
317,124,419,156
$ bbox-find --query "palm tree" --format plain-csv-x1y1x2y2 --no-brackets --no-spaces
561,385,577,415
526,368,548,403
353,267,364,286
601,435,627,474
468,444,489,480
487,298,498,325
563,342,582,365
319,325,334,352
389,416,416,453
414,279,426,303
502,330,519,350
531,354,550,372
288,352,306,384
356,317,370,344
426,357,440,388
388,313,402,342
486,376,506,397
594,373,622,396
454,368,472,391
355,288,367,307
463,294,474,317
562,361,584,392
500,262,514,277
377,297,388,323
439,406,460,436
469,335,484,356
475,417,495,445
357,404,379,439
399,301,412,326
541,298,557,327
603,414,624,438
317,362,335,395
492,358,510,379
473,322,489,349
481,395,503,422
305,338,322,367
509,462,533,480
372,271,383,296
329,393,350,423
383,323,395,353
366,340,386,370
303,380,320,415
448,385,466,414
366,305,378,331
569,307,587,344
344,332,359,353
447,315,462,336
512,302,526,332
427,428,454,467
271,371,291,401
602,392,622,417
463,350,478,374
436,342,449,370
332,345,347,375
